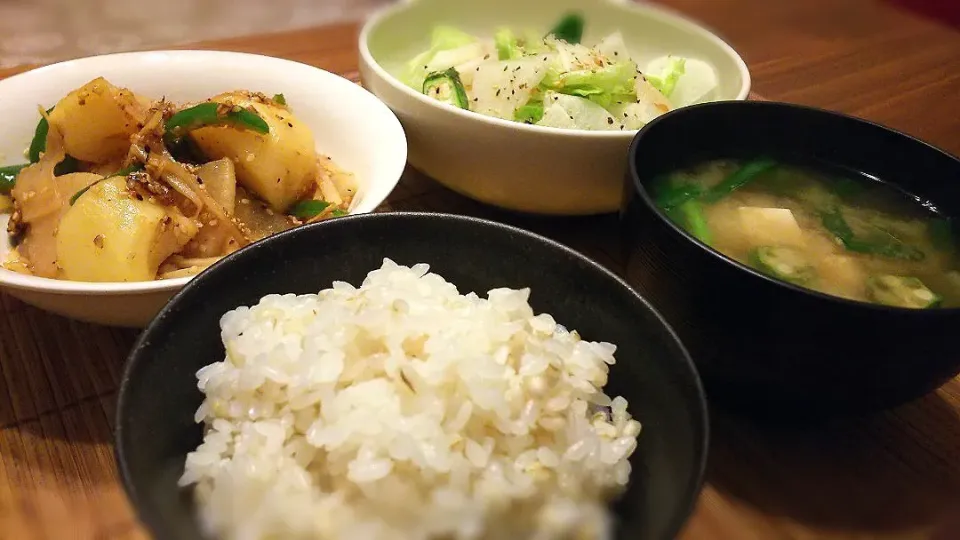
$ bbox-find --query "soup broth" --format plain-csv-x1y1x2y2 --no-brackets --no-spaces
652,159,959,308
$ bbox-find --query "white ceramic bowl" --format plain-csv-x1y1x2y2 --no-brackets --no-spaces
359,0,750,215
0,50,407,328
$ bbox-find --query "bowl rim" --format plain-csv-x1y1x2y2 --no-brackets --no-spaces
358,0,752,139
627,99,960,314
115,210,711,540
0,49,407,296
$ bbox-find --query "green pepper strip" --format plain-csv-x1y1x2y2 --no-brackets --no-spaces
28,107,55,164
423,68,470,110
700,158,778,203
547,13,585,44
289,200,332,219
820,206,925,261
929,218,954,251
164,102,270,144
54,155,80,176
0,164,27,194
69,163,145,206
678,200,712,245
830,176,866,199
272,93,287,106
654,181,703,210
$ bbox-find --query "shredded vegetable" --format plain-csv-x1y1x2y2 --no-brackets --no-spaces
401,14,720,131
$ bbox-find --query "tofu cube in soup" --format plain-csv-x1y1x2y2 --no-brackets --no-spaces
738,207,806,248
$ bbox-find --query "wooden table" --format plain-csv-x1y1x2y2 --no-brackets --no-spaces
1,0,959,539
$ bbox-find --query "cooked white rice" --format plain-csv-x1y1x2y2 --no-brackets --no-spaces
180,259,642,540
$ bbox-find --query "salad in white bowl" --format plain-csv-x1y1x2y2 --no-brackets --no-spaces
402,13,720,131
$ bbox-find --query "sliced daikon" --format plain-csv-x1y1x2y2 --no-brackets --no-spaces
548,37,602,71
595,32,632,65
538,92,621,131
537,103,578,129
471,55,552,119
645,56,719,106
426,42,488,74
607,77,673,129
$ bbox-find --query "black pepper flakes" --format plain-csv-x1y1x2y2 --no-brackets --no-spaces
607,117,614,125
496,89,502,97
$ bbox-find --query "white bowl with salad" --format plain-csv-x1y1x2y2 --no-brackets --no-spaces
359,0,750,215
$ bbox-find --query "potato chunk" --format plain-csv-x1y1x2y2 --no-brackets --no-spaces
56,177,198,282
47,77,149,163
191,93,318,212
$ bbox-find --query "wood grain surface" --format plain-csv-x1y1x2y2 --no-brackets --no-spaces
0,0,959,539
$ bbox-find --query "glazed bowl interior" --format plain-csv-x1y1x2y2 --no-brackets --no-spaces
0,50,406,326
116,212,708,540
363,0,750,130
621,100,960,419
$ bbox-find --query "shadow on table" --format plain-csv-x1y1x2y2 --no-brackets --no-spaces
388,177,628,274
0,294,137,445
707,389,960,535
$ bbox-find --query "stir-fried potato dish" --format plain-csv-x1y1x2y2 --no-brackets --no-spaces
0,77,355,282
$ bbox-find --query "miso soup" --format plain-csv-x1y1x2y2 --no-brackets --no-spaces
652,159,959,308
